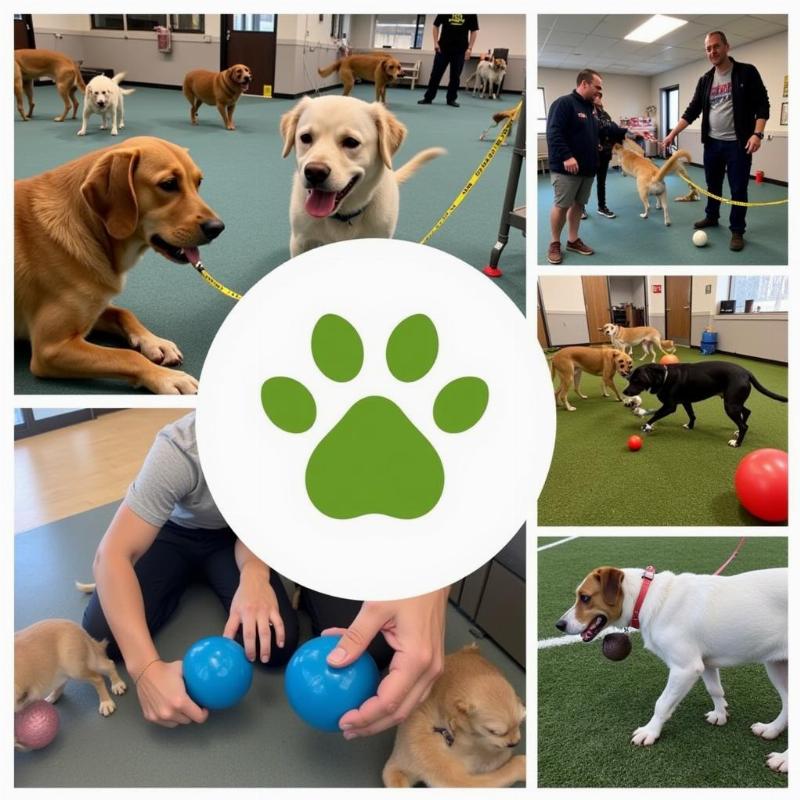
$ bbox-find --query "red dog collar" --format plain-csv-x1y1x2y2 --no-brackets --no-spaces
630,565,655,629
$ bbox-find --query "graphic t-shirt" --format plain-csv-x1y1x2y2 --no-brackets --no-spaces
434,14,479,52
708,67,737,141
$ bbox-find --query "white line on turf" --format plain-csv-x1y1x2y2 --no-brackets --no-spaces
537,536,579,552
538,627,639,649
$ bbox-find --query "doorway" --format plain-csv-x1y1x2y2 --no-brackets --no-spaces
665,276,692,345
14,14,35,49
581,276,611,344
221,14,277,96
660,85,680,146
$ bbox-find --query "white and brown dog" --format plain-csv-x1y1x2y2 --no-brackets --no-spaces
468,58,507,100
556,565,788,773
600,323,671,363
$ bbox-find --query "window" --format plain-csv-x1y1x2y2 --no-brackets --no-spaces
233,14,275,33
728,275,788,313
171,15,204,34
330,14,346,40
374,15,426,49
126,14,166,32
14,408,98,440
91,14,123,31
91,14,205,34
537,87,547,134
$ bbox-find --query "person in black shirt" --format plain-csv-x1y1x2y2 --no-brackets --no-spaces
589,92,618,219
418,14,479,107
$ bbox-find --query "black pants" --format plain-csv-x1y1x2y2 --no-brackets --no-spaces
82,521,391,671
596,151,612,208
423,49,466,104
703,137,752,233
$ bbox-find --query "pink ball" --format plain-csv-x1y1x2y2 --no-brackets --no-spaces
734,448,788,523
15,700,60,750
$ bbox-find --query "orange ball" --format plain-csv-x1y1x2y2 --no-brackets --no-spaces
627,435,643,451
660,354,679,365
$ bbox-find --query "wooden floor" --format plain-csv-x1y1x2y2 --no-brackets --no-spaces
15,409,190,534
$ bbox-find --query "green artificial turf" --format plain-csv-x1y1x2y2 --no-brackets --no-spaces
538,347,788,526
537,535,788,788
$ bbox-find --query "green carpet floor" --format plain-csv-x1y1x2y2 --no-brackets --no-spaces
14,83,525,394
538,348,788,526
537,162,788,266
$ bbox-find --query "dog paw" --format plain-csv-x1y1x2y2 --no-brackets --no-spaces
99,699,116,716
766,751,788,773
77,129,86,136
111,130,118,136
728,438,740,447
144,369,199,395
566,406,576,412
511,754,527,783
631,726,660,746
133,335,184,366
111,680,127,695
639,212,648,219
641,423,653,433
751,721,783,740
705,709,728,726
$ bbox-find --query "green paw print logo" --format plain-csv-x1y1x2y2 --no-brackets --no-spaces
260,314,489,519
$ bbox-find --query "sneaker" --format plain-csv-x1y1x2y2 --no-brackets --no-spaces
547,241,563,265
417,98,432,105
580,210,588,220
730,232,745,251
693,217,719,229
447,100,460,107
566,238,594,256
598,206,616,218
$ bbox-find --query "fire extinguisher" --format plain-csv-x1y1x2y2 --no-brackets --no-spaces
155,25,172,54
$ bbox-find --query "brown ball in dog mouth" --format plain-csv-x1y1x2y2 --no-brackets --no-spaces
602,632,632,661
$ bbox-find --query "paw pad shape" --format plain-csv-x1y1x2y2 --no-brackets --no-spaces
260,314,488,519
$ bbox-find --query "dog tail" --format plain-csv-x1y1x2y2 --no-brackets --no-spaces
748,374,788,403
654,149,691,183
492,107,518,125
75,581,96,593
394,147,446,183
111,71,136,94
318,61,341,78
74,65,86,92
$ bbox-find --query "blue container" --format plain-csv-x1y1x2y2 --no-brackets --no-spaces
700,330,718,355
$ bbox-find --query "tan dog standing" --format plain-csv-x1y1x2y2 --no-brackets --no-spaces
15,620,127,726
318,53,403,104
182,64,252,130
15,136,225,393
468,58,507,99
550,346,633,411
383,644,526,788
14,48,86,122
600,322,670,362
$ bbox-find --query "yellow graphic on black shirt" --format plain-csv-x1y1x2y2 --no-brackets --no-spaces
449,14,465,25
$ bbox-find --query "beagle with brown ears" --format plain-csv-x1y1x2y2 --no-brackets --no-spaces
556,565,788,773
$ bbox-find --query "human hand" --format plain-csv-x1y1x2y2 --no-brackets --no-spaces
322,588,448,738
661,133,675,152
745,134,762,154
134,659,208,727
563,157,579,174
223,562,285,663
465,48,472,59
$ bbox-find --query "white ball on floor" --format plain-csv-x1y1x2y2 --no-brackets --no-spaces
692,230,708,247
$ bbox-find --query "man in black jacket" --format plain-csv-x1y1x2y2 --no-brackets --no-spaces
662,31,769,251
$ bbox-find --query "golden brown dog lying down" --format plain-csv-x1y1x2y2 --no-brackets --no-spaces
318,54,404,103
383,644,526,788
182,64,252,130
550,346,633,411
15,136,224,394
14,48,86,122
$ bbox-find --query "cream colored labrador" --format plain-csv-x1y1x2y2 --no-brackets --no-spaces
280,95,444,256
78,72,135,136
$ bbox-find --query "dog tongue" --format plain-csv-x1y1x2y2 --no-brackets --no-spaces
183,247,201,266
305,189,337,218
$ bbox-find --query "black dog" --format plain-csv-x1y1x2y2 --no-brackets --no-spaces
623,361,787,447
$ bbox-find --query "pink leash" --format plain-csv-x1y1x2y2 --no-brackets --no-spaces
713,536,746,575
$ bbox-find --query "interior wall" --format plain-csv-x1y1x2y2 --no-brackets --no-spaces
539,276,589,346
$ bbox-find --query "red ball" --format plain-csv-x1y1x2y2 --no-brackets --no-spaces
627,435,643,452
734,448,788,523
659,354,680,365
15,700,60,750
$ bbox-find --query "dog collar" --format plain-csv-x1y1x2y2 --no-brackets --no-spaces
630,565,655,629
332,207,366,224
433,726,455,747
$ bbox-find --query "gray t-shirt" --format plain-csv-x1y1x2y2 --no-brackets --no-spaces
708,67,737,141
125,412,229,530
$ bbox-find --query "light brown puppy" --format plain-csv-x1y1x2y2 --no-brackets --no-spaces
15,136,225,393
15,619,126,731
182,64,252,130
661,339,677,353
14,48,86,122
613,140,691,226
550,346,633,411
600,322,670,363
318,54,404,104
383,644,526,788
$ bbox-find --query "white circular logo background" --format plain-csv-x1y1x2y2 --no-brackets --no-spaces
197,239,554,600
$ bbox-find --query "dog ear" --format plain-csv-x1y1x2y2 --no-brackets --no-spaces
597,567,624,607
280,97,311,158
372,105,407,168
80,148,140,239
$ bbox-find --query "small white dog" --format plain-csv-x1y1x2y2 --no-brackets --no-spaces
469,58,507,100
78,72,134,136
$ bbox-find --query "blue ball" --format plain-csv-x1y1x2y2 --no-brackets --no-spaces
182,636,253,711
285,635,380,732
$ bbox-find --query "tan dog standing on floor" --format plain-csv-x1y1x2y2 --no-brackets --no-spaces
182,64,252,130
14,48,86,122
600,323,671,362
318,54,404,104
15,136,225,393
383,645,526,788
550,346,633,411
15,619,127,730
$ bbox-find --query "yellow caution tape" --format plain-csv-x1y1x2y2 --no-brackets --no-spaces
420,101,522,245
677,172,788,207
192,262,243,301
